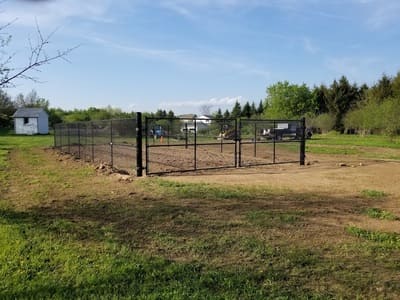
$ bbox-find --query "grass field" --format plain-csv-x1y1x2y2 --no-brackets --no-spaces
1,131,400,298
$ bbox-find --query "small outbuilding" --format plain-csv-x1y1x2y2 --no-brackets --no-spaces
13,108,49,135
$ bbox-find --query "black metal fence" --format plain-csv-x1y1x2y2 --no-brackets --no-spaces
239,118,305,167
54,115,306,176
54,118,138,175
145,117,238,175
145,117,305,175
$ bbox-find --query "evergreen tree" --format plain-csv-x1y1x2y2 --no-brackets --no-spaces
241,101,252,118
256,100,264,115
231,101,241,118
250,102,257,116
368,74,393,103
326,76,362,131
223,109,230,119
215,108,223,119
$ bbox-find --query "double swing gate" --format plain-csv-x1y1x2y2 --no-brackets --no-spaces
144,117,306,175
54,114,306,176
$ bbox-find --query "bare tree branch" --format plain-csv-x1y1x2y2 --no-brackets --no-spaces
0,19,78,88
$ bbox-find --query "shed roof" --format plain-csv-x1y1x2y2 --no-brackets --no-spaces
12,108,47,118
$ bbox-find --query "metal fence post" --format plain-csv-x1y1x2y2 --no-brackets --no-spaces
110,120,113,168
90,122,94,162
235,118,238,168
253,122,257,157
185,122,188,149
77,123,81,159
67,124,71,154
194,119,197,171
238,119,242,167
300,117,306,165
145,117,149,175
136,112,143,177
53,125,57,148
273,120,276,164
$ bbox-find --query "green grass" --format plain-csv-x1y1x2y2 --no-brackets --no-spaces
1,210,302,299
346,226,400,249
246,210,304,227
309,133,400,148
307,133,400,158
363,208,398,221
361,189,386,199
3,130,400,298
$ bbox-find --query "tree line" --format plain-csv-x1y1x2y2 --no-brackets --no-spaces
212,72,400,136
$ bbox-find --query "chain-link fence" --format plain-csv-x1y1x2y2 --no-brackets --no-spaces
54,115,305,176
54,118,137,174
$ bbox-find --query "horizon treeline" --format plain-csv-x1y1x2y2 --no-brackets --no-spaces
1,71,400,135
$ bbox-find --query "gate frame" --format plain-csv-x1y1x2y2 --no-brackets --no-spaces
238,117,305,168
144,117,238,175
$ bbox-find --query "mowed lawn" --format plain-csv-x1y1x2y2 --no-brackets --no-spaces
1,131,400,299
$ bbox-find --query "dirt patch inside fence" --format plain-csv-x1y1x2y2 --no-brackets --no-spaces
163,152,400,198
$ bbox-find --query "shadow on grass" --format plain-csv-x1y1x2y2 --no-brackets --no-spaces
0,186,392,299
0,207,320,299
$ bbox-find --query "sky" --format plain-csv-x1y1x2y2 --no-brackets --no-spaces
1,0,400,115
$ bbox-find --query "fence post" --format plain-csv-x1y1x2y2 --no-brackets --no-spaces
253,122,257,157
91,122,94,162
77,123,81,159
194,118,197,171
53,125,57,148
273,120,276,163
136,112,143,177
110,120,113,168
145,117,149,175
185,122,188,149
300,117,306,165
67,124,71,154
235,119,238,168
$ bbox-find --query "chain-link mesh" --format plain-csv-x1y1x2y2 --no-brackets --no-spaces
54,118,137,174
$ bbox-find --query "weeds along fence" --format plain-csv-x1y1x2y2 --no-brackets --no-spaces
54,117,139,175
54,114,306,176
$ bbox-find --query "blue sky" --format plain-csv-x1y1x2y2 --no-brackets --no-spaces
2,0,400,114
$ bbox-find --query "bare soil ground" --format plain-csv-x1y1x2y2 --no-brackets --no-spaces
166,152,400,198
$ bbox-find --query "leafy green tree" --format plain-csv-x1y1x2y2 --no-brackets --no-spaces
47,108,64,128
0,89,15,128
264,81,314,119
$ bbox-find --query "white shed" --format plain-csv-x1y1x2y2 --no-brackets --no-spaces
13,108,49,135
